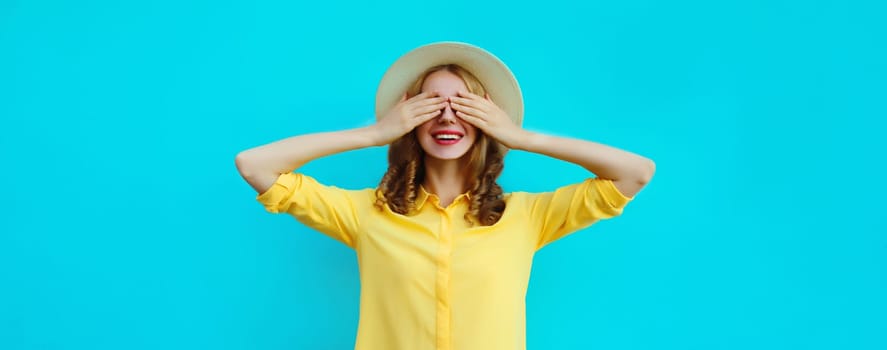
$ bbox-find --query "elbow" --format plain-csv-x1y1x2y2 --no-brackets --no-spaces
234,151,256,180
626,158,655,186
639,158,655,185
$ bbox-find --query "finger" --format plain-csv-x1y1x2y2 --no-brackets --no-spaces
412,95,447,107
450,100,485,119
407,90,438,103
455,110,486,128
413,101,448,115
451,96,489,113
456,90,484,101
400,92,408,102
414,109,442,124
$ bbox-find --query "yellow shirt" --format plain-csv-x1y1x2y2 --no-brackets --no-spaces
256,172,633,350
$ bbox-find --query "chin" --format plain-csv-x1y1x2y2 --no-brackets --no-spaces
424,148,471,160
426,152,468,161
419,140,473,161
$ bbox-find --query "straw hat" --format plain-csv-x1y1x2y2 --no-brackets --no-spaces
375,41,524,128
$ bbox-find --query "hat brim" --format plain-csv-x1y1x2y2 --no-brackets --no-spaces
375,42,523,127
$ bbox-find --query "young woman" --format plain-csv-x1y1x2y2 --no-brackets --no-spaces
235,42,655,350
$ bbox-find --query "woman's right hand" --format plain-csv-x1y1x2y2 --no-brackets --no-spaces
369,91,448,146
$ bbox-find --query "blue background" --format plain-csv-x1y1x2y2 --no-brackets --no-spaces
2,0,885,349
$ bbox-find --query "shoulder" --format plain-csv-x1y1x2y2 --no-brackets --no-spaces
288,172,379,201
501,177,626,205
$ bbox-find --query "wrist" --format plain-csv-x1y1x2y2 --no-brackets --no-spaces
357,125,384,147
509,129,535,151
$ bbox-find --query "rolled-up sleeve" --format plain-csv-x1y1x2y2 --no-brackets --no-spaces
256,172,360,249
528,177,633,250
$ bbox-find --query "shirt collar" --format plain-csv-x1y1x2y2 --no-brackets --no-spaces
415,185,471,210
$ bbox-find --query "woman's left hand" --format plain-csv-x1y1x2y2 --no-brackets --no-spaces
449,91,528,150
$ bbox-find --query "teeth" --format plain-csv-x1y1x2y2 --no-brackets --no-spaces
435,134,461,140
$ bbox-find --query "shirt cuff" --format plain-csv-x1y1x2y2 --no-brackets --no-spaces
595,178,634,209
255,172,300,213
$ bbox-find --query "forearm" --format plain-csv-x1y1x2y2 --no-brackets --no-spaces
515,130,655,183
235,126,378,192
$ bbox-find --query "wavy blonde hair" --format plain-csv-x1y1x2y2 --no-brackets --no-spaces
373,64,506,226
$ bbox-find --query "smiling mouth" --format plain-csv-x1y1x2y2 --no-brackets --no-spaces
431,131,464,145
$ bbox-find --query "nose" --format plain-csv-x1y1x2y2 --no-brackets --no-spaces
438,101,457,124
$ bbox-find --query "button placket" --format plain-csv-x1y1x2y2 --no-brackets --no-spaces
435,206,453,350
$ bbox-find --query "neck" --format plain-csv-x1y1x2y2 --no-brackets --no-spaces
422,155,470,206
